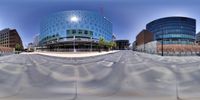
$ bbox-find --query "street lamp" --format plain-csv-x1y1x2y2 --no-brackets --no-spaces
90,36,93,52
73,35,76,52
161,29,164,56
70,16,79,52
144,31,145,52
57,37,59,52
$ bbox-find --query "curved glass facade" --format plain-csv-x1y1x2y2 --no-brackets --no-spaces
146,17,196,44
39,10,112,46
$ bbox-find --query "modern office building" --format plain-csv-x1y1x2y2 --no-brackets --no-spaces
39,10,113,51
196,32,200,45
0,28,23,50
115,40,130,50
146,17,196,45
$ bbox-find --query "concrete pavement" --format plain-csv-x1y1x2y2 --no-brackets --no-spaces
23,50,120,58
0,50,200,100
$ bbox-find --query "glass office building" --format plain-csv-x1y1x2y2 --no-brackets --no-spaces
146,17,196,45
39,10,112,51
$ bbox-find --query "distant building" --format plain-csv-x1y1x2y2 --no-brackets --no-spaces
0,28,23,50
33,34,39,47
112,34,116,41
115,40,130,50
28,43,34,48
132,41,136,51
196,32,200,45
27,43,34,51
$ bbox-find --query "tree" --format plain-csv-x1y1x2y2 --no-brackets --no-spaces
104,41,117,51
15,43,21,51
111,41,117,50
105,41,111,51
98,37,105,52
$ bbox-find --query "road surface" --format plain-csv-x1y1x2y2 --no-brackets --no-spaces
0,50,200,100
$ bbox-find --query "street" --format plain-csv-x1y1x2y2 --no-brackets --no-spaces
0,50,200,100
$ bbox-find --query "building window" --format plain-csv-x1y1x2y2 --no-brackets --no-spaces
78,30,82,34
84,31,88,35
72,30,76,34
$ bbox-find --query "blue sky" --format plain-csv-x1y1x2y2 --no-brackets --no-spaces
0,0,200,47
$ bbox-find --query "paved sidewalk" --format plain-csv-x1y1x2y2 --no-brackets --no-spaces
21,50,120,58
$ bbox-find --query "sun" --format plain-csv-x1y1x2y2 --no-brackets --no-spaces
70,16,79,22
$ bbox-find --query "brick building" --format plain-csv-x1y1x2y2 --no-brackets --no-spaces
0,28,23,50
0,45,13,54
136,29,154,46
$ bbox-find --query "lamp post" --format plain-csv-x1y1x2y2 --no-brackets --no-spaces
161,30,164,56
90,36,92,52
144,31,145,52
57,37,59,52
70,16,79,52
73,35,76,52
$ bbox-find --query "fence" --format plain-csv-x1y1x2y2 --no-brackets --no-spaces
136,41,200,56
157,44,200,56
